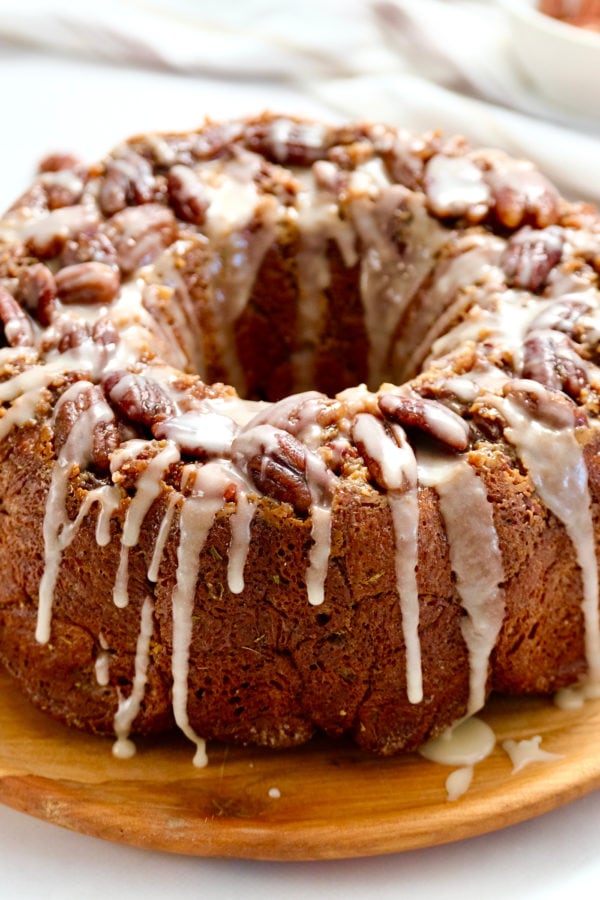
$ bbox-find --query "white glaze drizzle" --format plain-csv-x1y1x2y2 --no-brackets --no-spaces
94,634,111,687
231,411,335,606
227,491,257,594
291,167,357,390
490,385,600,683
304,455,334,607
170,463,235,767
420,716,496,766
502,735,563,774
445,766,474,801
239,390,327,439
420,716,496,802
349,179,450,389
157,411,237,456
394,233,505,379
112,595,155,760
352,412,422,703
304,502,331,607
428,289,542,368
140,241,207,375
24,205,99,252
61,484,121,550
147,490,180,583
146,427,258,596
0,386,48,441
36,382,118,644
189,154,279,395
425,154,491,219
417,450,505,715
110,441,181,608
555,679,600,709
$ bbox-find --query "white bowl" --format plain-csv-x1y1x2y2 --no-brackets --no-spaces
501,0,600,120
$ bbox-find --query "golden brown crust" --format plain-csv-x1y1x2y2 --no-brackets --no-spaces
0,417,595,752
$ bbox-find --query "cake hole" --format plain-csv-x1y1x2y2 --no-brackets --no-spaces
326,632,345,645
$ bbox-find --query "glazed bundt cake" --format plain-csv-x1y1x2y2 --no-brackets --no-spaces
1,112,600,764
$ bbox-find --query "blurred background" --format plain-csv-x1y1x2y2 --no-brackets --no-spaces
1,0,600,210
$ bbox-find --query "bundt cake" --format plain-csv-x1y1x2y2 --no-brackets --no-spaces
1,112,600,764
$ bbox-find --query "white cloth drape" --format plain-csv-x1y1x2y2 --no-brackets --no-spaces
0,0,599,201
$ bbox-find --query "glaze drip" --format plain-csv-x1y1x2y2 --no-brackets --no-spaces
110,441,181,609
417,450,505,715
112,595,155,759
491,383,600,682
170,463,237,768
352,412,422,703
36,382,118,644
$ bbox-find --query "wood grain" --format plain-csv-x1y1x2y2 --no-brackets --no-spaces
1,667,599,860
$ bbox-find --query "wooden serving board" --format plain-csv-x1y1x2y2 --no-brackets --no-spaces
1,666,600,860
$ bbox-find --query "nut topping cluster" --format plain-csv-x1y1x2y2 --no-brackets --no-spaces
0,114,598,514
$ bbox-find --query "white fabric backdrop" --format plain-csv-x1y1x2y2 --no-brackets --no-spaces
1,0,600,202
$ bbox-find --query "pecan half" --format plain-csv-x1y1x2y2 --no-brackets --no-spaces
502,226,564,292
378,393,470,451
55,261,121,306
352,414,414,493
53,382,120,473
380,129,432,192
312,160,347,194
26,205,99,259
5,182,48,219
103,204,177,274
42,170,84,210
103,370,177,429
15,263,57,326
522,330,588,400
91,316,120,348
37,153,82,174
60,225,118,269
54,318,92,353
468,405,506,443
484,159,560,229
528,296,593,338
99,151,156,217
327,139,375,171
245,117,328,166
503,379,587,430
0,285,35,347
235,427,313,513
424,154,491,222
167,165,209,225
